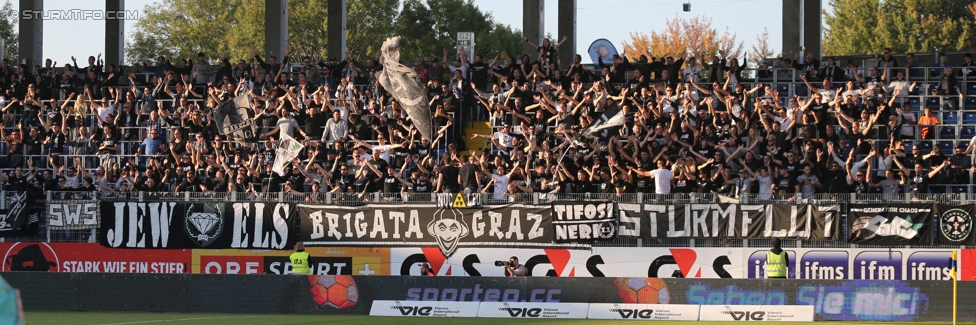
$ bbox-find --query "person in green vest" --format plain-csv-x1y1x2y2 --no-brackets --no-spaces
766,238,788,278
290,242,310,275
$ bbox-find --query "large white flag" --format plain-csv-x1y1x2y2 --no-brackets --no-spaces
272,132,305,176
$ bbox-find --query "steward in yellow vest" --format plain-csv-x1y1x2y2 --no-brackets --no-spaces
765,238,788,278
289,242,310,275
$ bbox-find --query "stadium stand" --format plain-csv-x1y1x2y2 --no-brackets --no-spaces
1,47,975,212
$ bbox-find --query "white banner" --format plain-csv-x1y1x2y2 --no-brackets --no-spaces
369,300,480,317
47,201,98,228
587,303,700,320
391,247,742,278
272,132,304,176
477,302,589,319
699,305,814,322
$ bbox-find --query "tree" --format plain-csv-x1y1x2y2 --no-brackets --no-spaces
347,0,399,59
824,0,973,56
413,0,521,62
750,27,775,67
0,1,17,62
621,15,743,62
126,0,249,63
127,0,520,64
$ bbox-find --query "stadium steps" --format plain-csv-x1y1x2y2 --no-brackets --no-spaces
465,121,493,153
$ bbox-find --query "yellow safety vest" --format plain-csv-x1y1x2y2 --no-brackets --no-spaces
289,251,310,275
765,250,787,278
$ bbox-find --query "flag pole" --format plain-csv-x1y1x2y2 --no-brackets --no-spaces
953,249,958,325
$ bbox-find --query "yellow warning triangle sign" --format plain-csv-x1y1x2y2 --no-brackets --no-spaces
452,193,467,208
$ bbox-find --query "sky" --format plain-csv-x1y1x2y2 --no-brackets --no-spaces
15,0,833,65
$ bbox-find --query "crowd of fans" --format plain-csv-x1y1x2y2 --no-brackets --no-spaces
0,41,974,200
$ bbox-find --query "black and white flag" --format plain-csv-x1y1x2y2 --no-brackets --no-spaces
0,191,39,236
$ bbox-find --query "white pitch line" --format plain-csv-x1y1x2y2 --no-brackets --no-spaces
98,315,267,325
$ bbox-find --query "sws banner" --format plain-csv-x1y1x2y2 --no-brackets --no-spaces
100,201,297,249
848,204,933,245
299,204,580,258
47,201,99,229
616,203,841,240
551,201,616,242
935,204,976,245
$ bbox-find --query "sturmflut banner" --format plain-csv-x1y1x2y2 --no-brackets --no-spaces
615,203,841,240
298,204,581,258
99,202,297,249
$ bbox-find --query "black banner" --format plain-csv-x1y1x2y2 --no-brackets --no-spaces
47,201,99,229
616,203,841,240
100,201,296,249
0,191,39,236
299,204,575,258
551,201,616,242
936,204,976,245
848,203,933,245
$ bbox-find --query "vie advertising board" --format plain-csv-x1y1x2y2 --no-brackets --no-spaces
477,302,590,318
587,303,700,320
369,300,480,317
698,305,814,322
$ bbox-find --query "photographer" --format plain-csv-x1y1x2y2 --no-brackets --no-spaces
419,263,434,276
498,256,526,277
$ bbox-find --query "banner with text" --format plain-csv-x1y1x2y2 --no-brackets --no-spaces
99,201,296,250
616,203,841,240
191,247,389,275
848,204,933,245
935,204,976,245
551,201,617,243
0,242,189,273
47,200,99,229
299,204,577,258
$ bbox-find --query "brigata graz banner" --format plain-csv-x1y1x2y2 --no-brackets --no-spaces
99,201,296,249
848,203,933,245
298,204,577,258
615,203,841,240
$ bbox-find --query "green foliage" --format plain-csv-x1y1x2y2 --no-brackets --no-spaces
0,1,16,62
347,0,399,59
824,0,974,56
126,0,522,64
394,0,438,61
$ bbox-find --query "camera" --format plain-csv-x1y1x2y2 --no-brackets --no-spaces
494,260,511,267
